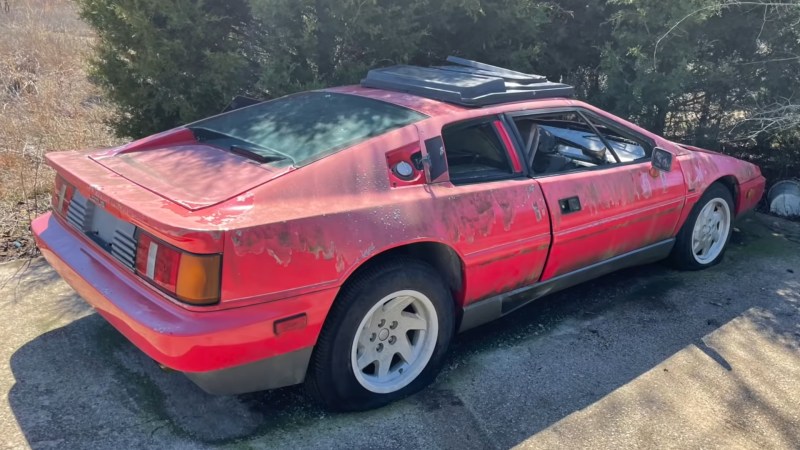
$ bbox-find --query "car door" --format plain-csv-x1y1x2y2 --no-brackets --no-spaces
415,115,552,304
507,108,685,280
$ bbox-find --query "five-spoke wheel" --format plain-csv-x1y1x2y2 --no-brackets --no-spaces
670,182,734,269
690,197,731,264
306,260,454,411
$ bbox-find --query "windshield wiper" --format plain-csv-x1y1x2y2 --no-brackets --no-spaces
229,144,288,164
189,126,232,142
188,126,294,165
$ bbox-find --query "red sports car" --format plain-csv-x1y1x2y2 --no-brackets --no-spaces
32,57,765,411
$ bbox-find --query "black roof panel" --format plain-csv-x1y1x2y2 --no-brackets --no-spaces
443,56,548,84
361,56,574,107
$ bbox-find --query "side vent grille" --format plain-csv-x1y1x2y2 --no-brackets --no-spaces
66,193,90,230
111,222,137,269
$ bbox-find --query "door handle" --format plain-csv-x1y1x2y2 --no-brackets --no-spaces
558,196,581,214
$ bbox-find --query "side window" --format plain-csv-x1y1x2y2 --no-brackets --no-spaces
513,112,613,176
584,113,652,162
441,120,516,185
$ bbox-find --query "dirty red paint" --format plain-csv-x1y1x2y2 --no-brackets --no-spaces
32,212,333,371
92,144,291,210
536,162,686,279
32,86,765,385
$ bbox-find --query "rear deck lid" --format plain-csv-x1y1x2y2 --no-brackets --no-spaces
90,144,290,210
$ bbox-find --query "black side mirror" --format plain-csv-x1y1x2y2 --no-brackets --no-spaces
652,147,673,172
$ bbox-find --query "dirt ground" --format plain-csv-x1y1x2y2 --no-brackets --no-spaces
0,0,118,262
0,212,799,449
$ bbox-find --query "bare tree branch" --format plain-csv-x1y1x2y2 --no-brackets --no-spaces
653,1,800,69
737,55,800,65
730,98,800,139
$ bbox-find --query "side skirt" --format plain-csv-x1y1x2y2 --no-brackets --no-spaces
458,238,675,332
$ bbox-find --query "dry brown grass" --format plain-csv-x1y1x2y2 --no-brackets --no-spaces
0,0,118,260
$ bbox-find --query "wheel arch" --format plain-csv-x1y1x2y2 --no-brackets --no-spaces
711,175,739,214
306,240,463,410
675,175,739,236
668,178,737,270
337,241,466,314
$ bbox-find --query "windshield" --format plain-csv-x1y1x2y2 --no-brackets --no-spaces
188,92,427,166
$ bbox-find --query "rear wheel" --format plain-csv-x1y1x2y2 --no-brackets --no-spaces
306,259,454,411
669,182,734,270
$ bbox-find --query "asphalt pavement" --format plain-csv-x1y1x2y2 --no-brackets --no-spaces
1,213,798,449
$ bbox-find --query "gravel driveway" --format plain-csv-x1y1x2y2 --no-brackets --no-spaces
1,213,798,449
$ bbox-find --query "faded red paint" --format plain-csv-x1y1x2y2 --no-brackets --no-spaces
92,127,197,158
32,212,334,372
92,144,292,210
672,146,764,232
536,162,685,279
32,89,765,377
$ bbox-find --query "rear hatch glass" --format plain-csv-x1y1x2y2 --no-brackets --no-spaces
186,92,428,167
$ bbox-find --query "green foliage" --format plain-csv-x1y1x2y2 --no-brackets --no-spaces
79,0,556,137
591,0,800,144
598,0,713,134
247,0,551,97
532,0,799,178
79,0,800,181
76,0,257,137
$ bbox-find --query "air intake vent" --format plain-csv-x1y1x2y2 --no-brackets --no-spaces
66,192,90,230
111,222,137,269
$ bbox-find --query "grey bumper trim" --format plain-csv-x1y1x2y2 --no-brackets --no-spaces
183,346,313,395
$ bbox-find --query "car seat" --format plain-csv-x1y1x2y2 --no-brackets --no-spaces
532,128,571,174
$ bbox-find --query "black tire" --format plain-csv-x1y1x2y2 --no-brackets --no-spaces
669,182,734,270
305,259,455,411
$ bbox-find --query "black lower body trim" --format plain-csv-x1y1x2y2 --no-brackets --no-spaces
183,346,313,395
458,238,675,332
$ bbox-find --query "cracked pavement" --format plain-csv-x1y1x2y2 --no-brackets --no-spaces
1,213,799,449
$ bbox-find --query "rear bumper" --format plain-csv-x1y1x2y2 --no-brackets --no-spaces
32,212,337,393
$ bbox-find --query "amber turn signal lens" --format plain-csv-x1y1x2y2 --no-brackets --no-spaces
274,314,308,335
175,253,221,305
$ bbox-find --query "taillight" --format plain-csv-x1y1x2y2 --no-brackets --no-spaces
135,232,221,305
53,176,75,217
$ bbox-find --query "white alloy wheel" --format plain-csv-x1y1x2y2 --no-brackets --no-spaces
691,197,731,264
350,289,439,394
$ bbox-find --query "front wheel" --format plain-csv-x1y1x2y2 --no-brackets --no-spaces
306,259,454,411
669,182,734,270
